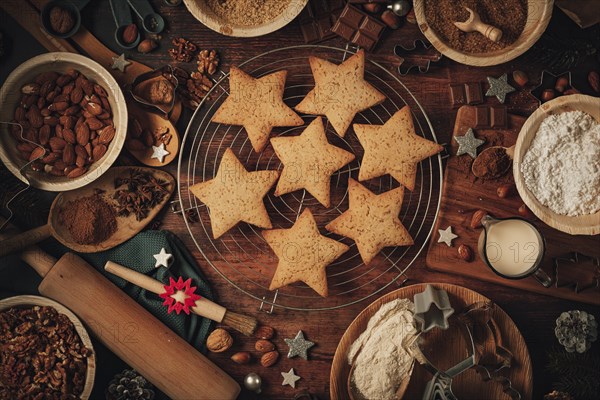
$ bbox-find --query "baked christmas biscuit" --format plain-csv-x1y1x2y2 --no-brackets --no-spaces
354,106,443,190
326,179,413,264
189,148,279,239
211,66,303,152
270,117,355,207
294,50,385,137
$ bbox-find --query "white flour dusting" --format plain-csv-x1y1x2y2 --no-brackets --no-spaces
347,298,416,400
521,110,600,216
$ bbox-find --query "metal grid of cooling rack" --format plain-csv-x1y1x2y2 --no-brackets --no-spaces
177,45,443,311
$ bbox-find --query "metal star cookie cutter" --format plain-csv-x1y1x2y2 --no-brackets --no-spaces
413,285,455,332
530,70,576,105
393,39,442,75
129,64,180,119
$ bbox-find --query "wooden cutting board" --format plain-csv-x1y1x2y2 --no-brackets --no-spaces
330,283,533,400
426,106,600,305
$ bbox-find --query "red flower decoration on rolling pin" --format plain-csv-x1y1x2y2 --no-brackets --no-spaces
159,277,201,315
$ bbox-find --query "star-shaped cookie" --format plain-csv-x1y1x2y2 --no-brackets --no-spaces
270,117,355,207
354,106,443,190
326,179,413,264
263,208,349,297
189,148,279,239
211,66,303,152
294,49,386,137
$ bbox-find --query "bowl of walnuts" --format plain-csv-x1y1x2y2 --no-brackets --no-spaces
0,295,95,399
0,52,127,191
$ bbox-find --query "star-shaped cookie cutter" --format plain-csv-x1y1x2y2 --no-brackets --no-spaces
552,252,600,294
530,70,578,104
413,285,455,332
393,39,442,75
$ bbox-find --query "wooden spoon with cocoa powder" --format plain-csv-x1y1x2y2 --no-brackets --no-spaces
0,166,174,257
471,145,515,179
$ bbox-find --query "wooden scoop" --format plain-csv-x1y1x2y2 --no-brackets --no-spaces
472,145,515,179
0,167,174,257
454,7,503,43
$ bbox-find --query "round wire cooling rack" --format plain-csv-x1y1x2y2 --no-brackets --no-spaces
178,44,444,311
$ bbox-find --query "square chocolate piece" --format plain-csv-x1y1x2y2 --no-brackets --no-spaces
490,106,508,129
331,3,386,52
450,84,466,106
299,0,345,44
465,82,483,105
475,106,490,129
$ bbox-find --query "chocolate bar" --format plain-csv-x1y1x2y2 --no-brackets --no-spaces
475,106,508,129
298,0,345,44
450,82,483,107
331,3,386,52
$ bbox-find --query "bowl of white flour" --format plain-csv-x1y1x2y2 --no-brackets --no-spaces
514,94,600,235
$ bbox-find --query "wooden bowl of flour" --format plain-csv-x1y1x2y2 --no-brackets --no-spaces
514,95,600,235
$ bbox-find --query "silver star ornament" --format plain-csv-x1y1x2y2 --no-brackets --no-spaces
485,73,516,103
153,248,173,268
111,53,132,72
454,128,485,158
284,330,314,360
437,226,458,247
281,368,301,388
151,143,170,163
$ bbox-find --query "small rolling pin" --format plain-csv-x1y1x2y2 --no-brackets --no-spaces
454,7,503,43
105,261,257,336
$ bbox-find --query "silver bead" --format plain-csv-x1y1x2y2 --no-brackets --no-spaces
388,0,411,17
243,373,262,394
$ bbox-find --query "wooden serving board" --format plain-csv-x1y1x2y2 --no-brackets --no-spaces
330,283,533,400
426,106,600,305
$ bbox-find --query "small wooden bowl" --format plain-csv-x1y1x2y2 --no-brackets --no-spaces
183,0,308,37
0,53,127,192
0,295,96,399
414,0,553,66
513,94,600,235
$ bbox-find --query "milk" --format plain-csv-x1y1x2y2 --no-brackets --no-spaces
483,219,542,277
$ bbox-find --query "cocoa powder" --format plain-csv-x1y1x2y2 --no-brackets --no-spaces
59,194,117,244
472,147,511,178
424,0,527,53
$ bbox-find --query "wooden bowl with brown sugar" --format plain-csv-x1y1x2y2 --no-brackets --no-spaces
414,0,554,67
183,0,308,37
513,94,600,236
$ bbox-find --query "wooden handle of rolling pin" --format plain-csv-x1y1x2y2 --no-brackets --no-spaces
0,224,52,258
105,261,227,323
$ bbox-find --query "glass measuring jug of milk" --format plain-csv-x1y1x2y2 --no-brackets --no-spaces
477,215,553,287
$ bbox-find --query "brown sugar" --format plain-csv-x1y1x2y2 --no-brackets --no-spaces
206,0,291,26
424,0,527,53
59,194,117,245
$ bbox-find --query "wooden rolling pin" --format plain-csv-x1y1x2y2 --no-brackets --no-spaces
0,221,240,399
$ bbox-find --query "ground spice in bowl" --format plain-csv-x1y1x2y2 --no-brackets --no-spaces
424,0,527,53
59,194,117,245
472,147,511,179
206,0,292,26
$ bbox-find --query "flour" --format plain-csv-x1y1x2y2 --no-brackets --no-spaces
521,110,600,216
347,298,417,400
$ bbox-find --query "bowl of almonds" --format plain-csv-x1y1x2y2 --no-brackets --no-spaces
0,52,127,191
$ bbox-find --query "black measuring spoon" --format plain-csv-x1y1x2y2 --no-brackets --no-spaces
127,0,165,34
109,0,140,49
41,0,91,39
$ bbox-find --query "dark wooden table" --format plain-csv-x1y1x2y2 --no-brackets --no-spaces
1,2,599,399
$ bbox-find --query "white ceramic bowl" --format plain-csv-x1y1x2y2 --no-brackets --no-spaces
0,295,95,399
513,94,600,235
0,53,127,191
183,0,308,37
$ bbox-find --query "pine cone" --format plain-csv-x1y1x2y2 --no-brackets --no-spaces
197,49,219,75
544,390,574,400
555,310,598,353
106,369,155,400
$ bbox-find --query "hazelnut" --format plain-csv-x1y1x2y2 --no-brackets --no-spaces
554,76,569,93
518,203,535,219
206,328,233,353
381,10,402,29
255,326,275,340
563,88,580,95
405,9,417,24
470,209,488,229
138,39,158,54
363,3,382,13
49,6,75,34
255,339,275,353
588,71,600,93
457,244,473,262
260,350,279,367
512,70,529,87
122,24,138,44
541,89,555,102
231,351,252,365
496,183,514,198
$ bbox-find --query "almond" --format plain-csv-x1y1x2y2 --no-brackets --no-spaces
67,166,87,179
122,23,138,44
56,74,73,87
260,351,279,367
76,122,90,145
64,105,80,116
44,116,59,126
93,84,108,98
92,144,107,161
34,71,59,85
49,166,65,176
86,117,103,130
70,87,83,104
41,152,61,164
75,144,88,159
15,106,26,121
63,128,76,144
206,328,233,353
518,203,535,219
75,155,86,167
50,101,69,112
230,351,251,365
255,339,275,352
39,125,51,146
457,244,473,262
63,143,75,165
86,102,102,116
470,209,487,229
98,126,116,144
49,137,66,151
496,183,514,199
27,106,43,128
29,147,46,162
255,326,275,340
